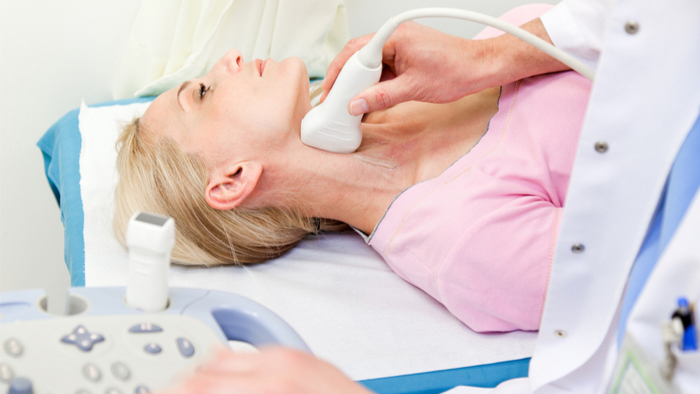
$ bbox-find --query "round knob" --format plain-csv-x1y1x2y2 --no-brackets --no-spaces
8,377,33,394
594,141,608,153
624,20,639,35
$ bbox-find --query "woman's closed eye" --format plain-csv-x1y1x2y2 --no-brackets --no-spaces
199,83,210,101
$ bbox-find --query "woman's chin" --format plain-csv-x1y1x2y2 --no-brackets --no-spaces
279,56,308,78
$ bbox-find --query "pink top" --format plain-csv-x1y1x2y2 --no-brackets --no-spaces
368,70,591,332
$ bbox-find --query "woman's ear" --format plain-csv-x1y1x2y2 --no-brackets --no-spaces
205,162,263,210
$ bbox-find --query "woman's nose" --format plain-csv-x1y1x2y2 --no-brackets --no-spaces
220,49,244,74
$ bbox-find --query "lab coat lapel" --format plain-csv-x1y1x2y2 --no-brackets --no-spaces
531,0,700,390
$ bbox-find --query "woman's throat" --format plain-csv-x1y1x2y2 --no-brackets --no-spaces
355,86,501,184
353,152,399,170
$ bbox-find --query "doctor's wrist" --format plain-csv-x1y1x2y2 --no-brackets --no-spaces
475,18,570,90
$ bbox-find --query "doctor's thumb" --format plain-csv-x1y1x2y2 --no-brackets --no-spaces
348,79,413,116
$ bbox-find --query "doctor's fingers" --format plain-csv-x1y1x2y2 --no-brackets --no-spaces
197,355,268,377
321,33,374,102
321,22,423,102
168,349,373,394
197,346,334,377
347,74,422,115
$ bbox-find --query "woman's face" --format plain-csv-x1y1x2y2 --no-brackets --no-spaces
141,49,311,166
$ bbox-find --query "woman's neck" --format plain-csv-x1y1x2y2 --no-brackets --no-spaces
254,138,409,234
252,87,501,234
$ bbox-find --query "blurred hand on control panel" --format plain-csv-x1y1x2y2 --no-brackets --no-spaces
158,346,373,394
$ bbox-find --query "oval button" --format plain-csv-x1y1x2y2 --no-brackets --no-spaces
177,338,195,358
111,362,131,381
144,343,162,355
4,339,23,358
0,362,14,383
82,363,102,382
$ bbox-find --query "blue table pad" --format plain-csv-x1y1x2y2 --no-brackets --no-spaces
37,96,155,286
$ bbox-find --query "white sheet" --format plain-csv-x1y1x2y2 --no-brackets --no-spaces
78,101,537,381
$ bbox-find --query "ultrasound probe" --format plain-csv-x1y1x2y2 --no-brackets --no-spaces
300,8,595,153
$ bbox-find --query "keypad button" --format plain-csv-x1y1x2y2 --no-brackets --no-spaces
177,338,195,358
134,386,151,394
62,326,105,352
82,363,102,382
75,390,93,394
7,377,33,394
4,338,24,358
104,388,123,394
129,323,163,333
0,362,15,383
144,343,162,354
111,362,131,381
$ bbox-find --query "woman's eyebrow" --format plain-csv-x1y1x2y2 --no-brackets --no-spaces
176,81,191,111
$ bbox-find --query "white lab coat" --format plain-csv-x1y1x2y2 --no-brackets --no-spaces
450,0,700,392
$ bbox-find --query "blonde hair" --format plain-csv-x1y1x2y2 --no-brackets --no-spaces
113,118,346,266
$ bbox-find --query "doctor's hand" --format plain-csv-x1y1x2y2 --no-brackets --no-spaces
157,346,374,394
321,18,567,117
321,21,488,116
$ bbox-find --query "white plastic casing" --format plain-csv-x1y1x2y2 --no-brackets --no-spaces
300,52,382,153
125,212,175,312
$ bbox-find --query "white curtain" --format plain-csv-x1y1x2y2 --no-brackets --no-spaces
113,0,349,99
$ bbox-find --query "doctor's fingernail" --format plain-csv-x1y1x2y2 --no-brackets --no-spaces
350,99,369,116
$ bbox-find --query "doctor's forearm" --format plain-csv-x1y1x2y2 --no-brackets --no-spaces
477,18,570,89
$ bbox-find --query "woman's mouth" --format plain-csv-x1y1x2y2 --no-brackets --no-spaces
260,59,268,76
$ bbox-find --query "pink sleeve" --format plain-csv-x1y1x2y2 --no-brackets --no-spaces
473,4,555,40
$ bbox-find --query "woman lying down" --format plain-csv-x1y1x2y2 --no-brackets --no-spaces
114,46,590,334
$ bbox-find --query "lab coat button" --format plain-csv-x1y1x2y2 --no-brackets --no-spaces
571,244,585,253
554,330,567,338
595,141,608,153
625,20,639,34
